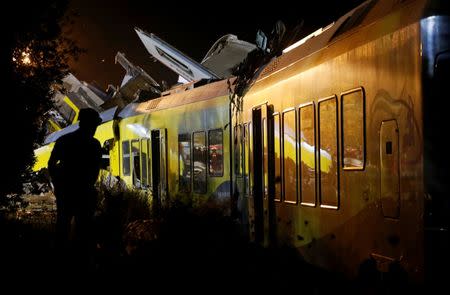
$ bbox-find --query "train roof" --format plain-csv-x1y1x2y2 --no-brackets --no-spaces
118,78,232,118
254,0,435,86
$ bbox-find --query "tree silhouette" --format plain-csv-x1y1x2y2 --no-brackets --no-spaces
1,0,82,197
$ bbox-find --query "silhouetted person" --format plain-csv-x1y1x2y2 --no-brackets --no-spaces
48,108,102,270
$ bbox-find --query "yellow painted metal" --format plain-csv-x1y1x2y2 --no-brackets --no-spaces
48,119,62,132
118,94,230,201
63,95,80,123
32,120,116,173
32,143,55,172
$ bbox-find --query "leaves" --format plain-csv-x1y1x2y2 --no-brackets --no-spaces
1,0,83,196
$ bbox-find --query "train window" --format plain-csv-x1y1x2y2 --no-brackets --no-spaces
122,140,130,176
141,139,149,188
193,131,207,193
148,138,154,190
101,139,112,171
243,124,247,176
248,122,253,197
341,88,365,170
282,109,297,204
273,113,282,201
234,125,243,176
299,103,316,206
131,140,141,188
178,134,191,192
209,129,224,177
318,96,339,209
240,125,245,178
263,118,269,199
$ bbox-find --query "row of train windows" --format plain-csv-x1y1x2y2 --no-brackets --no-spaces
122,129,224,193
178,129,224,194
235,87,365,208
122,139,150,188
120,129,224,192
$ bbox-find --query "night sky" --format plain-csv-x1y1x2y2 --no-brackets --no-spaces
67,0,367,90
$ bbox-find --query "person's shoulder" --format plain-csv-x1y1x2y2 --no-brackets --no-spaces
55,132,72,145
92,137,101,145
91,137,102,149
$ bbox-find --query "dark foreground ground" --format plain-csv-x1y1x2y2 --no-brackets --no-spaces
0,194,433,294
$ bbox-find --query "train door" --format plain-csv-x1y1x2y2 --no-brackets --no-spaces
251,103,274,246
140,138,150,190
151,129,168,215
380,120,400,219
373,119,401,269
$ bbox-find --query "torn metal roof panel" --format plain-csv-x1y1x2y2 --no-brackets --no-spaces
135,27,220,82
201,34,256,78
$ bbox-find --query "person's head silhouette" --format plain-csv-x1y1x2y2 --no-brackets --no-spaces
78,108,102,136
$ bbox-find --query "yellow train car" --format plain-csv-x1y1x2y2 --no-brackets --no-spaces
113,79,231,208
231,0,449,285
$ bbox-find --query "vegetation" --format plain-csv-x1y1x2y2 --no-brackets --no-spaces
95,181,152,257
2,0,82,198
94,180,242,258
